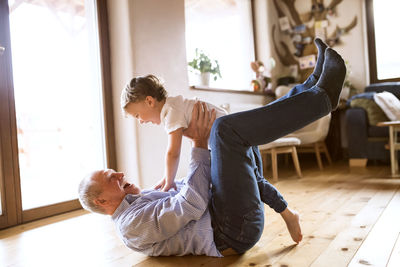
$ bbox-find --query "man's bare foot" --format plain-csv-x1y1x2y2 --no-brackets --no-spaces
280,207,303,243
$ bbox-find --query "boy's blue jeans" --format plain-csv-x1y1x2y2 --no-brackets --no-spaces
209,85,332,254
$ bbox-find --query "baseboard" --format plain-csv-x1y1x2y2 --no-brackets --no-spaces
349,158,368,167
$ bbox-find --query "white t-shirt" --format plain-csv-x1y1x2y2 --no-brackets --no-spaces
160,95,228,134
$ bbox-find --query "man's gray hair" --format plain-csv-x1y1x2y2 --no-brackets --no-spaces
78,172,107,215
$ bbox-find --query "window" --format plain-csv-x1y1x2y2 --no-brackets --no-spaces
366,0,400,83
185,0,255,91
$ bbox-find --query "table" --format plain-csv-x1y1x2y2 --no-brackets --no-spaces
377,121,400,177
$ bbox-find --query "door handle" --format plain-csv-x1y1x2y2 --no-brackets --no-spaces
0,46,5,56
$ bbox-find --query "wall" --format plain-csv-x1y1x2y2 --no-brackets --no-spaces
257,0,368,92
254,0,282,89
107,0,141,185
108,0,266,188
107,0,369,188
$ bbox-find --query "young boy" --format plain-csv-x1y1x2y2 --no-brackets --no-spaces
120,75,227,192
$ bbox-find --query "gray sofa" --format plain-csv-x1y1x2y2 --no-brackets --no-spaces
345,82,400,164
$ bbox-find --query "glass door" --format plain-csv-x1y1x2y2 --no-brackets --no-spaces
0,0,114,228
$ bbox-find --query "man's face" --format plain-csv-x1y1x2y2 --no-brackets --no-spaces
92,169,141,213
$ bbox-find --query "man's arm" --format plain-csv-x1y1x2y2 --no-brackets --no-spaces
183,101,216,148
114,103,216,249
115,148,211,249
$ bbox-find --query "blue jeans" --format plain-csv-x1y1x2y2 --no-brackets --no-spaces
210,85,332,254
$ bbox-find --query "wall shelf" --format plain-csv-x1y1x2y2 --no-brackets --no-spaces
189,85,270,96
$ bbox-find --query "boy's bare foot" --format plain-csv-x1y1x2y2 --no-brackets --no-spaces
280,207,303,243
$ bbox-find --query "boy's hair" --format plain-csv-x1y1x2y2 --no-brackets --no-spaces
121,74,168,113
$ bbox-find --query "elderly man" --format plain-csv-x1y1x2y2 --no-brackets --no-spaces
79,45,346,257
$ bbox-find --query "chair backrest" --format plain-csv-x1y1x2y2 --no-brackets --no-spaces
275,85,332,144
288,113,331,144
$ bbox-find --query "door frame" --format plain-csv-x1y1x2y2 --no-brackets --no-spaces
0,0,22,228
0,0,115,229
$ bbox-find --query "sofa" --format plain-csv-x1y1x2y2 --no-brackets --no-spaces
345,82,400,166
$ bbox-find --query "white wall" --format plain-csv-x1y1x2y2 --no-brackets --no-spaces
335,0,368,91
108,0,266,188
107,0,141,186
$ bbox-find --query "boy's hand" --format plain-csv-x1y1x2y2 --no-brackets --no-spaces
154,177,177,192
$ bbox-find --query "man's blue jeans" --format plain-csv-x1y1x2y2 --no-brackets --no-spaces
209,85,332,253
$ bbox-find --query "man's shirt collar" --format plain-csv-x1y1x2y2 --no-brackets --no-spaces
112,194,141,220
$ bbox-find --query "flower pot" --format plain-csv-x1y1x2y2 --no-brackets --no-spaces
200,72,210,86
340,86,350,100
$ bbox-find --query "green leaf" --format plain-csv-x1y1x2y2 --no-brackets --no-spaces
187,48,222,81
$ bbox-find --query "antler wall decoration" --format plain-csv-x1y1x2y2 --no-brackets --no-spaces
272,0,357,82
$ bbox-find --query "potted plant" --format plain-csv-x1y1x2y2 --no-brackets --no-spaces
188,48,221,86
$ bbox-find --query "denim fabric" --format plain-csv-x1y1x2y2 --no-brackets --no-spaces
209,85,331,254
292,73,317,94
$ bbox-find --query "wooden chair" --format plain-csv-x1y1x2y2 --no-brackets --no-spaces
275,85,332,170
295,140,332,170
259,137,302,182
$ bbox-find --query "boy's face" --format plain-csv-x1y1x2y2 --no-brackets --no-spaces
125,96,161,124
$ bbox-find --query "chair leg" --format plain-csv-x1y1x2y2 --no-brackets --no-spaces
271,148,278,182
291,146,302,178
261,152,267,176
314,143,323,170
321,141,332,165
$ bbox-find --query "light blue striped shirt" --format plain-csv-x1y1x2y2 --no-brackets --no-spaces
111,148,222,257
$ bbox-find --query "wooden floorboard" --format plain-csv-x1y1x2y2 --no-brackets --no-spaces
311,187,397,266
1,161,400,267
348,188,400,267
387,232,400,267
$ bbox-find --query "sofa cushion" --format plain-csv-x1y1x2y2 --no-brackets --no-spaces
347,92,376,102
349,98,389,125
365,82,400,98
373,91,400,121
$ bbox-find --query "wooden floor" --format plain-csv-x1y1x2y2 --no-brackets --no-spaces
1,161,400,267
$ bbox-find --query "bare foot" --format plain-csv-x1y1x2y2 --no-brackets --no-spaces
280,207,303,243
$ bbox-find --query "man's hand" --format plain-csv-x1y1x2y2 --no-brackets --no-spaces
183,102,216,149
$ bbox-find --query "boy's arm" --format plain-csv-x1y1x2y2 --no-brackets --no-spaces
156,128,183,192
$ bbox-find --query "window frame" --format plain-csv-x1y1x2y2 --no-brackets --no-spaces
365,0,400,83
